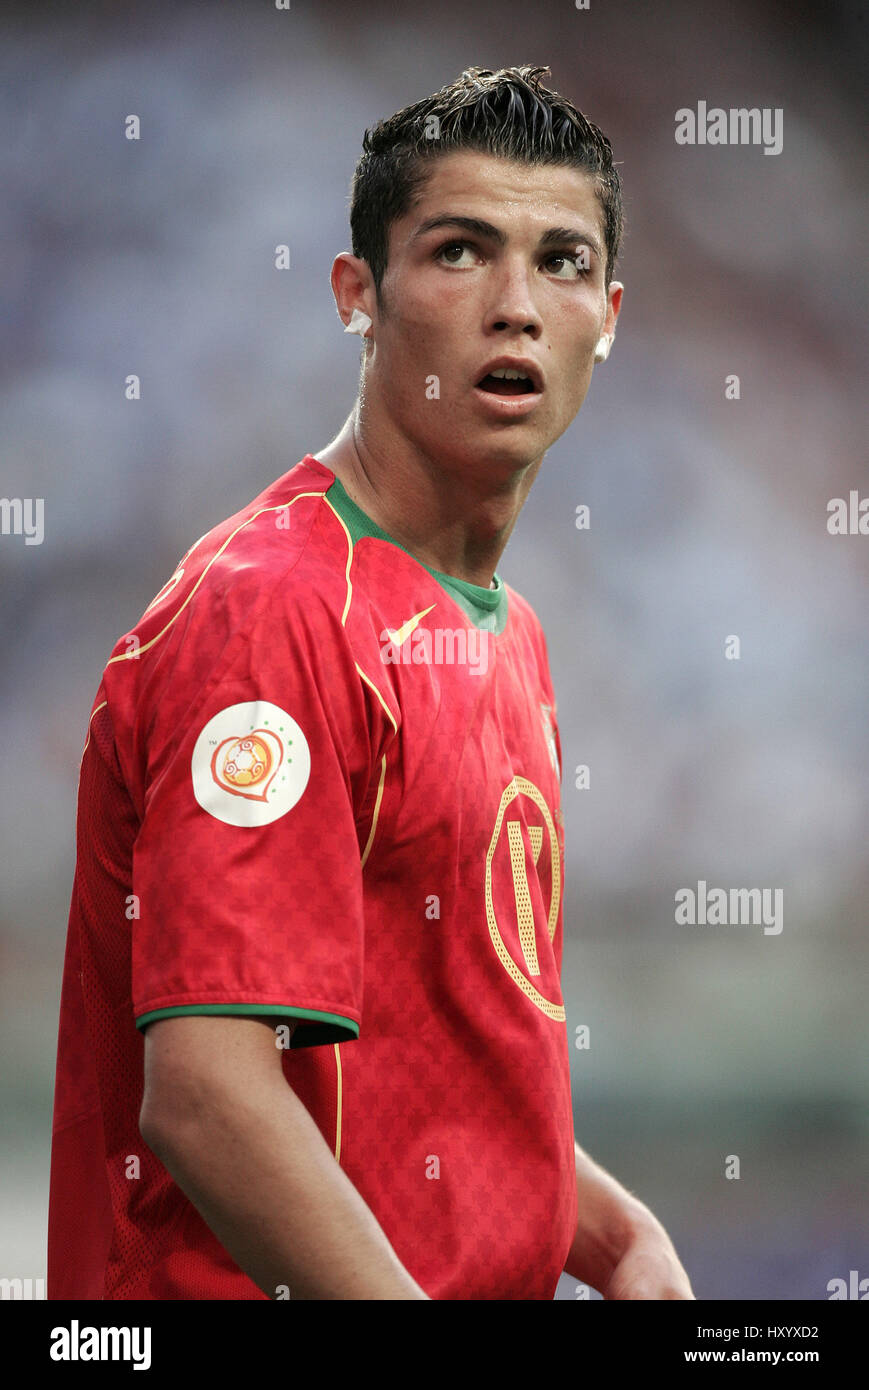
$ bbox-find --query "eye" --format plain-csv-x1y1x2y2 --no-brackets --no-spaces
544,252,591,280
434,239,593,278
436,240,477,268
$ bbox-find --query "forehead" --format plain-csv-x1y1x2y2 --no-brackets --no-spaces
392,148,605,249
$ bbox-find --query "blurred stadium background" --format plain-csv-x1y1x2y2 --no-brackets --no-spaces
1,0,867,1299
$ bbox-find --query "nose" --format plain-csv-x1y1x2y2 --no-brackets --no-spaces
484,257,543,338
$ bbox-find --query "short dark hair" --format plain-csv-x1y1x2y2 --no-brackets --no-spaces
349,64,624,304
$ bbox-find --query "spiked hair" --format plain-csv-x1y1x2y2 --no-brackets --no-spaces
349,64,624,302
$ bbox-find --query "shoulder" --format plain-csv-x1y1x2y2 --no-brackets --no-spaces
500,581,558,706
503,581,550,650
98,458,378,742
113,457,355,665
95,461,399,794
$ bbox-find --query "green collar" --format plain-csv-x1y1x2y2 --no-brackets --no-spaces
325,474,508,635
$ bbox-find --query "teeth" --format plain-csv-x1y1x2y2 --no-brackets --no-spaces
489,367,531,381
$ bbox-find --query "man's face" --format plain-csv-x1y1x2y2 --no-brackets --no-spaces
365,148,622,477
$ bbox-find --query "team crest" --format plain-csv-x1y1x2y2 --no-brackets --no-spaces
192,701,310,827
485,775,564,1021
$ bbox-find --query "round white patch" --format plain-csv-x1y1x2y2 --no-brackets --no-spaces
191,701,311,827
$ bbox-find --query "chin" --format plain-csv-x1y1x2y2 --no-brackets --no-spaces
467,436,545,471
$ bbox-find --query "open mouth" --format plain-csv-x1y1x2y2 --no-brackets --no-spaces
476,374,536,395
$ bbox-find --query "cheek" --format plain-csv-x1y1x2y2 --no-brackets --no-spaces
547,348,595,422
555,314,600,381
398,269,478,334
389,299,452,363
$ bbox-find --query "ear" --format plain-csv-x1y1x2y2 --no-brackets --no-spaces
594,280,624,363
331,252,375,336
344,307,372,338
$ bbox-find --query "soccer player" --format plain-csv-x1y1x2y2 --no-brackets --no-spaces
48,64,694,1300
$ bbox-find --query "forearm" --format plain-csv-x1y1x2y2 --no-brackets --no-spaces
564,1140,659,1289
142,1066,429,1300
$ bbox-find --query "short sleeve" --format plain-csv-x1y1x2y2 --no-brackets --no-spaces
129,576,384,1048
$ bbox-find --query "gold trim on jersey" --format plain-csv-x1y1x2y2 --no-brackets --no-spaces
322,494,355,628
106,493,327,665
323,491,399,873
360,755,388,869
333,1043,343,1163
354,664,399,735
81,700,108,764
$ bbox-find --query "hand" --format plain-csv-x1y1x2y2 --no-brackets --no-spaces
602,1220,695,1300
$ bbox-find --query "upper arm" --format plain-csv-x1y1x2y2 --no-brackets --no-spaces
128,582,378,1049
140,1013,296,1141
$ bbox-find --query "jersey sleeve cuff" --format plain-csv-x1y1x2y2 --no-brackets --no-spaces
134,1003,359,1047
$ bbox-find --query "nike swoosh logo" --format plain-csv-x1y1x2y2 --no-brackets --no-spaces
386,603,437,645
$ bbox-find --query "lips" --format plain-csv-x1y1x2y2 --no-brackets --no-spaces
477,375,533,395
474,357,544,395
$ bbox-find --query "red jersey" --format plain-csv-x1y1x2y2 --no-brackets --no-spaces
48,454,577,1300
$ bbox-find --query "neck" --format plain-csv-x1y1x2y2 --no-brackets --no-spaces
314,406,543,588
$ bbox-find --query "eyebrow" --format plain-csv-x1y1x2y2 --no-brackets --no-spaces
411,214,602,263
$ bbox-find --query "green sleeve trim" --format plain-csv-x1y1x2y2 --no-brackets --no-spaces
134,1003,359,1048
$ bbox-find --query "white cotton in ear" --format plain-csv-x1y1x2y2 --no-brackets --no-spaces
593,334,612,363
344,308,372,337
